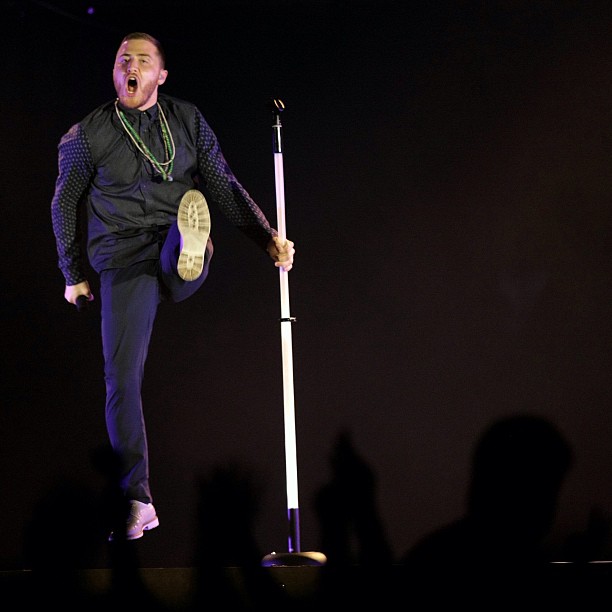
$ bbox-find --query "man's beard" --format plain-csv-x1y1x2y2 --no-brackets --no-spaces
115,79,156,110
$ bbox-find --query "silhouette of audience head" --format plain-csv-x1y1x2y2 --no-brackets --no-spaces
403,413,573,569
467,413,573,550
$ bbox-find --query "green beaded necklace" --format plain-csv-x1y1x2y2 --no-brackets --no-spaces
114,99,176,181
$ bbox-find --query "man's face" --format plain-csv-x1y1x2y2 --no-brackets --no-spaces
113,38,167,110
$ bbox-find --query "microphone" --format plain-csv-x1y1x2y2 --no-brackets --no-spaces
76,295,91,312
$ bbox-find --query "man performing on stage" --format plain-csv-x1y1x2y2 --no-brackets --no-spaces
51,31,294,540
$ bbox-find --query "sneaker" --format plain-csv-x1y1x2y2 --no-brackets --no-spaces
109,500,159,541
177,189,211,281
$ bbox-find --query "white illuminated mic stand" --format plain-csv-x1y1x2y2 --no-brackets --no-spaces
261,100,326,568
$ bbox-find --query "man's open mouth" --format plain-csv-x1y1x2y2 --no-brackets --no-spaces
127,77,138,94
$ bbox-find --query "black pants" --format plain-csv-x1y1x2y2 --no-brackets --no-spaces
100,222,213,503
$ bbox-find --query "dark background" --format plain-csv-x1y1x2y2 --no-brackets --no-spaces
2,0,612,569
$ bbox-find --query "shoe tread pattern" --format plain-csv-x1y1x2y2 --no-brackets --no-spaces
177,189,211,281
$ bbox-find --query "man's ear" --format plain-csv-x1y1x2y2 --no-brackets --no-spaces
158,69,168,85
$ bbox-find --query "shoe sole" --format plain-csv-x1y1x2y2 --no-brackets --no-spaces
177,189,211,281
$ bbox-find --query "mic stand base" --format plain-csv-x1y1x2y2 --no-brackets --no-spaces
261,551,327,567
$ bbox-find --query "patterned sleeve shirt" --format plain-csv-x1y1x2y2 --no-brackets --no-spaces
51,93,276,285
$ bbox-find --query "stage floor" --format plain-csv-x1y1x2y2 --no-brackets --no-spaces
2,562,611,609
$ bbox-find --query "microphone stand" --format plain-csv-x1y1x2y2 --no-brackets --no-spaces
261,100,326,568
